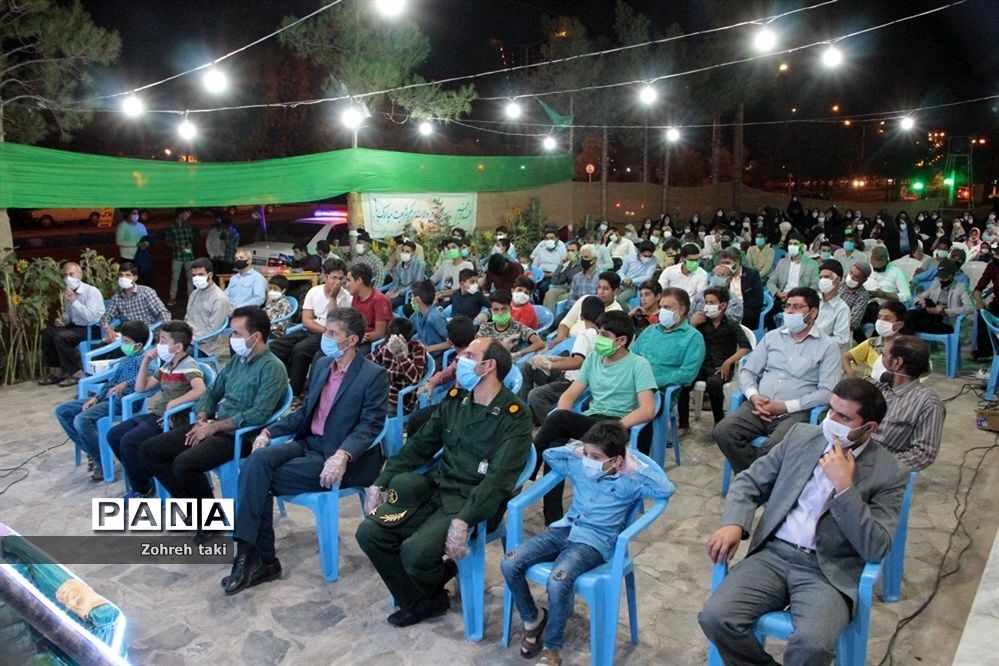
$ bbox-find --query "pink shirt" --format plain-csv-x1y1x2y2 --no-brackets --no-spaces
310,362,346,436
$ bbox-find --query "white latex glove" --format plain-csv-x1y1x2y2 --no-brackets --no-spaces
364,485,386,515
530,354,553,371
444,518,470,560
319,450,349,489
252,429,270,451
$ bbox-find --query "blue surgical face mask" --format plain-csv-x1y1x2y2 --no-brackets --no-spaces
321,334,348,359
658,307,676,329
710,275,729,288
456,356,482,390
784,312,807,333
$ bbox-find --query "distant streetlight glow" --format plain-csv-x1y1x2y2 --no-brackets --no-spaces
374,0,406,18
831,104,840,112
638,84,657,105
202,67,228,93
122,95,144,117
178,119,196,140
665,127,680,143
754,27,777,52
843,120,852,127
821,45,843,68
900,116,915,131
341,106,365,130
778,62,789,72
505,100,522,120
542,136,557,151
418,121,433,136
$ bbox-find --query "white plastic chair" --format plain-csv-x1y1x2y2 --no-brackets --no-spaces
691,324,756,422
890,257,921,282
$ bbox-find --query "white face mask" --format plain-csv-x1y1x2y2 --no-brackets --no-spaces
545,239,558,250
355,243,366,255
192,275,210,289
844,276,859,288
118,277,135,290
580,455,609,479
267,290,283,301
156,343,176,363
821,414,858,447
512,291,531,306
818,277,835,294
875,319,898,338
64,276,82,290
466,282,479,294
787,244,801,257
609,234,619,243
703,303,721,319
399,252,412,263
230,334,254,358
870,354,887,383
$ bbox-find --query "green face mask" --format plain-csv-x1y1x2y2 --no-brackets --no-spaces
593,334,617,357
120,341,139,357
411,298,422,310
447,248,460,260
684,259,701,272
492,311,512,326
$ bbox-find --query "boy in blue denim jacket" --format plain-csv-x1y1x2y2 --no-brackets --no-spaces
501,421,671,666
54,320,151,481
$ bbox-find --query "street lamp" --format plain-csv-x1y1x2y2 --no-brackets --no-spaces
122,95,145,117
202,67,228,94
821,45,843,68
661,128,681,215
638,84,657,105
374,0,406,18
178,119,197,140
542,136,557,151
754,27,777,52
505,100,522,120
341,106,365,148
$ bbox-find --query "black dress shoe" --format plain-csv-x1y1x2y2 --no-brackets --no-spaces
387,591,450,627
224,553,281,596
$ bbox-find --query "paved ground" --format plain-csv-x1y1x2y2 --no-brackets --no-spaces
2,367,998,666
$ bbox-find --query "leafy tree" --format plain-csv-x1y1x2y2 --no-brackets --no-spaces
0,0,120,251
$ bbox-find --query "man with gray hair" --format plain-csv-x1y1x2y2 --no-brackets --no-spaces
38,262,106,387
840,261,873,343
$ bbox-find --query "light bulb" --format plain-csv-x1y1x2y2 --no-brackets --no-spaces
542,136,557,151
374,0,406,18
900,116,915,131
203,67,228,93
418,121,433,136
178,119,196,140
665,127,680,142
754,27,777,52
505,101,522,120
341,106,365,129
122,95,145,117
822,45,843,68
638,85,657,105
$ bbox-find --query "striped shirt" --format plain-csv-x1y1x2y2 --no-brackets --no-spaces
145,355,204,418
356,252,386,289
871,379,945,471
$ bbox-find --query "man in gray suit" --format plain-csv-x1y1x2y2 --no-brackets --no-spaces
767,232,820,307
699,378,907,666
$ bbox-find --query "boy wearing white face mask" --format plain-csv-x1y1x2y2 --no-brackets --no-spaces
502,421,671,666
842,301,907,379
511,276,540,330
99,262,171,345
262,275,293,337
814,260,852,349
185,257,232,358
107,320,206,497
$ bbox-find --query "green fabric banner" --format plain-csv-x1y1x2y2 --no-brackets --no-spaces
0,142,572,208
536,98,573,129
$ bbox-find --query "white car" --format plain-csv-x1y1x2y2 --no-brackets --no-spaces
238,210,349,266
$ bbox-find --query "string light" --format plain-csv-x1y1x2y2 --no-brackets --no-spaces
665,127,681,142
202,67,228,94
418,120,433,136
121,95,145,117
754,27,778,52
542,136,557,151
505,101,523,120
178,118,197,140
638,84,658,105
900,116,915,130
341,106,365,129
821,45,844,68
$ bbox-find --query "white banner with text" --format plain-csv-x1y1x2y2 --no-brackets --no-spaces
360,192,477,239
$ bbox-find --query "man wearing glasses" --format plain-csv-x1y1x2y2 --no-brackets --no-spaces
713,287,842,474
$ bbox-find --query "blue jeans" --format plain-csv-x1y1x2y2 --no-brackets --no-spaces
107,414,162,493
500,526,604,651
54,398,111,463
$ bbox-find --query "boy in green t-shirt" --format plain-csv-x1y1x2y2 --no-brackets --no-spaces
532,310,658,524
107,320,206,497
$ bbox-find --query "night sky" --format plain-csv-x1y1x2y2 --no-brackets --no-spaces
68,0,998,177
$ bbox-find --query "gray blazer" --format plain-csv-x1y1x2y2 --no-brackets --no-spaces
767,255,820,295
722,423,908,614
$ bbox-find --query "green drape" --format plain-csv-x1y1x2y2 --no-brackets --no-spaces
0,143,572,208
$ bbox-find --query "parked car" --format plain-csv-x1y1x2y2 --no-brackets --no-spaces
238,209,349,266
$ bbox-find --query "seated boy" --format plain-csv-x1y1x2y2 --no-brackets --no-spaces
54,320,151,481
367,317,428,413
512,275,540,329
628,279,662,332
502,421,671,666
476,289,545,361
842,300,907,378
263,274,293,337
409,279,450,355
449,268,490,321
107,320,206,498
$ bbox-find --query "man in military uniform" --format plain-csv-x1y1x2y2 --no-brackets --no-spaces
356,337,534,627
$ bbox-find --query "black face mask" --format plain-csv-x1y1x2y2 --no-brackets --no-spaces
234,260,249,270
872,264,886,273
580,258,594,270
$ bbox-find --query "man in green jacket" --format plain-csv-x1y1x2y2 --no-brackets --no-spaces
356,337,533,628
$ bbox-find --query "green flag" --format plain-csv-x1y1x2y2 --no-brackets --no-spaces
536,98,573,129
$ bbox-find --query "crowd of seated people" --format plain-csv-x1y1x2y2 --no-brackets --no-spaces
41,197,999,666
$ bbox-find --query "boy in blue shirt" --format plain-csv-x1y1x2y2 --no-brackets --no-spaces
502,421,672,666
408,279,450,357
54,320,151,481
449,269,489,321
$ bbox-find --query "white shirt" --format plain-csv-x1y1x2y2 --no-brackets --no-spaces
657,263,709,298
65,282,106,326
864,265,912,304
561,299,623,337
776,440,868,550
729,269,744,301
816,296,852,349
115,221,147,259
607,237,636,260
531,241,567,274
303,283,352,326
786,261,803,290
566,328,597,381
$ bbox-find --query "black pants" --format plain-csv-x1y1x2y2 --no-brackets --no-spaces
677,369,727,429
269,330,322,395
41,325,90,375
138,424,249,500
107,414,162,494
533,409,651,524
406,404,436,437
905,307,953,335
975,309,997,359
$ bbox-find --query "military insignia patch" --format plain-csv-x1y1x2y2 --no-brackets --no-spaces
448,388,459,398
509,404,520,414
379,510,408,523
387,489,399,504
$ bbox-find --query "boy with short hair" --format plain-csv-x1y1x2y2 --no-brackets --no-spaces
408,279,449,353
512,275,540,329
477,289,545,360
263,275,293,337
107,320,206,497
54,320,152,481
449,269,489,321
502,420,672,666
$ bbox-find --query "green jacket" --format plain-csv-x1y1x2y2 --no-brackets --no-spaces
376,385,533,526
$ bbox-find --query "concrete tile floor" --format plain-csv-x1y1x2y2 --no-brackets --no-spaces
1,369,997,666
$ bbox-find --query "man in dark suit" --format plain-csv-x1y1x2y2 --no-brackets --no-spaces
222,307,389,595
699,378,907,666
717,248,764,329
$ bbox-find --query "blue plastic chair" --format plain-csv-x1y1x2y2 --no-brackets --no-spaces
755,292,774,342
191,317,230,375
981,311,999,400
501,450,675,666
272,422,387,582
882,471,918,603
771,247,787,271
283,322,304,336
554,298,570,318
915,313,966,379
383,354,436,457
505,364,524,394
651,385,683,467
455,445,537,641
707,560,882,666
720,392,827,496
532,305,554,333
517,335,574,366
79,322,159,386
569,389,658,460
